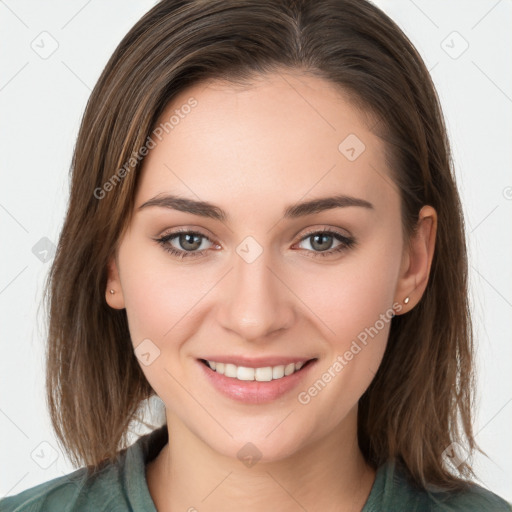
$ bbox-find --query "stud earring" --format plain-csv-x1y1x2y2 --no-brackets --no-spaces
403,296,410,304
109,289,115,294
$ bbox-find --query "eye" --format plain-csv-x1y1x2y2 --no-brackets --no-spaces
156,227,356,260
294,228,356,258
156,229,217,259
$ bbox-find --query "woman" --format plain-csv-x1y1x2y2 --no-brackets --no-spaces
1,0,510,510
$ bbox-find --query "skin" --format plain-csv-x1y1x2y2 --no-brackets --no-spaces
106,70,437,512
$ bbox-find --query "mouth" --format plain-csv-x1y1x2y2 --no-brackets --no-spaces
198,358,317,382
196,356,318,404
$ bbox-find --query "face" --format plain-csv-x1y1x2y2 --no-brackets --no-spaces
107,71,413,462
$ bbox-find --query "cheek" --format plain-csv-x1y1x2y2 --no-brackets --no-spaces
120,266,170,345
292,233,401,342
291,237,401,409
118,238,206,344
293,287,395,434
117,244,204,404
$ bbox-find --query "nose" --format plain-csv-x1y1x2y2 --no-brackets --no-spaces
218,247,296,342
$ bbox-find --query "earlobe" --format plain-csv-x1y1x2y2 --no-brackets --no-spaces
105,256,126,309
394,205,437,313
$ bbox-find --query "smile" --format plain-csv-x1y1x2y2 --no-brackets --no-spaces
200,359,315,382
197,357,318,404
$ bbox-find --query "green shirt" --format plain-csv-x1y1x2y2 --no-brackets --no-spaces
1,424,510,511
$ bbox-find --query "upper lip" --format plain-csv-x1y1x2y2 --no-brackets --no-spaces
198,356,317,368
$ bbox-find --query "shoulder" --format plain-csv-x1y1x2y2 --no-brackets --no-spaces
0,463,128,512
429,485,512,511
424,481,512,511
365,459,512,512
0,426,166,512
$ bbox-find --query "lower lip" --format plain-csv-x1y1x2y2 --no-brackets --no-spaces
197,359,317,404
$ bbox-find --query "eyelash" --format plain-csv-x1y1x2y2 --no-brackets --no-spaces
155,227,356,260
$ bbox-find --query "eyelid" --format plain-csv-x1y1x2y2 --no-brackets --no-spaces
157,225,352,245
155,227,219,256
297,225,353,240
157,226,217,242
155,225,356,259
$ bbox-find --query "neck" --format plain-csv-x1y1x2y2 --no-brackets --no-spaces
146,407,375,512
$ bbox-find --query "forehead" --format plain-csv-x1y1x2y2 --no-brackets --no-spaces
135,71,398,219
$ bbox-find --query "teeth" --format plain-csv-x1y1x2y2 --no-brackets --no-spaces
206,360,308,381
272,365,284,379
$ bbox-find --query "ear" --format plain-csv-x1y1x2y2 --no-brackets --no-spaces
105,255,126,309
394,205,437,314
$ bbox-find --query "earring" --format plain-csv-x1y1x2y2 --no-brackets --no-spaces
109,289,115,294
403,296,410,304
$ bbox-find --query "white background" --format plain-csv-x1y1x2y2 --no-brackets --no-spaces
1,0,511,503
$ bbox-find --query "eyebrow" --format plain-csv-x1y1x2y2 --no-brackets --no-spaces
137,193,374,222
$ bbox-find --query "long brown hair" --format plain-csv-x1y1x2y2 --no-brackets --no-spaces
45,0,477,489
